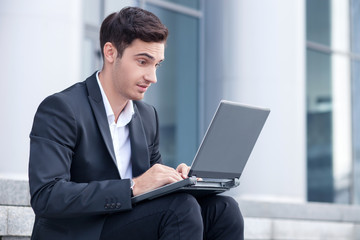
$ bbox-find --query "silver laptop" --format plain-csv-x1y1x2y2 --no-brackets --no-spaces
132,100,270,204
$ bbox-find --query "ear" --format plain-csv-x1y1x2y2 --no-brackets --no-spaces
103,42,117,64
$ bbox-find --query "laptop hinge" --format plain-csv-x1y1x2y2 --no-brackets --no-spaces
220,178,240,188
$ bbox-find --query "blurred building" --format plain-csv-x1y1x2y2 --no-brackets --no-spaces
1,0,359,208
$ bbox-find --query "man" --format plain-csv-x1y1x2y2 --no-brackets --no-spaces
29,7,244,240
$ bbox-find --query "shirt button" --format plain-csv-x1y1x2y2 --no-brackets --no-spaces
116,203,121,209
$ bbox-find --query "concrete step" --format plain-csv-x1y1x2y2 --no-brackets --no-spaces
1,237,30,240
238,198,360,240
1,179,360,239
0,179,30,207
244,217,360,240
0,206,34,238
0,178,33,238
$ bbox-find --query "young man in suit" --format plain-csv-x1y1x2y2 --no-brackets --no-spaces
29,6,244,240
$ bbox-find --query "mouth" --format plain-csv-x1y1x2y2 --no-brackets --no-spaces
137,84,150,93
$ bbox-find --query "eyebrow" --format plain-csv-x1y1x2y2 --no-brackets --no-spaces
135,53,155,60
135,53,164,63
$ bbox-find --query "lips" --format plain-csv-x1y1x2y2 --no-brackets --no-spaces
137,84,149,92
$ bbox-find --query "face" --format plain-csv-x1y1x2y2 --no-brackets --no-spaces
108,39,165,102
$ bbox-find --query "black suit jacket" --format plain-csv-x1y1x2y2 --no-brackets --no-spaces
29,72,162,239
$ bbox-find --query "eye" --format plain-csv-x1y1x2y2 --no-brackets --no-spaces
155,63,161,68
137,59,147,65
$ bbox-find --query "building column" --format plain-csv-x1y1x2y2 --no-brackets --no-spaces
0,0,82,179
204,0,306,202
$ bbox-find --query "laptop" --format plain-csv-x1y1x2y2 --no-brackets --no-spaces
132,100,270,204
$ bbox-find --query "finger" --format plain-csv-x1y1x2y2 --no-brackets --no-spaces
133,166,183,196
176,163,186,173
156,174,182,187
163,166,183,180
167,170,183,182
176,163,190,178
167,175,183,183
154,163,177,174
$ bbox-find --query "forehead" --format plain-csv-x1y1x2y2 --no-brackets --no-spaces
125,39,165,60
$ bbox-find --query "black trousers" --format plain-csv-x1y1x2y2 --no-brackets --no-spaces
100,193,244,240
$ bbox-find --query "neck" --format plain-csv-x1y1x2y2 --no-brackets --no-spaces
98,70,128,123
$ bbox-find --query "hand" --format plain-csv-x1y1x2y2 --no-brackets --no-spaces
176,163,190,179
132,164,183,196
176,163,203,181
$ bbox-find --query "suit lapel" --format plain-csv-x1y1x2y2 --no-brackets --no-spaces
86,73,117,168
85,72,150,178
129,104,150,178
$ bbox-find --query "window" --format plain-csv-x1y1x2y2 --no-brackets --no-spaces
351,0,360,204
144,3,201,168
306,0,359,204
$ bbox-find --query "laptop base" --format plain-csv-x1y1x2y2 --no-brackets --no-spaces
131,177,239,205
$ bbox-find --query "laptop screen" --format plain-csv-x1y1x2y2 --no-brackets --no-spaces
189,101,270,179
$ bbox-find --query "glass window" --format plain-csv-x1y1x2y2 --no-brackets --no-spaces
82,38,95,80
306,0,353,204
353,60,360,204
306,0,331,46
352,0,360,205
306,0,334,203
83,0,102,26
144,6,199,168
351,0,360,54
306,49,334,202
105,0,137,16
162,0,200,10
82,0,103,80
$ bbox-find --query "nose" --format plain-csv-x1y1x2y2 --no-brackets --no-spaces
144,67,157,84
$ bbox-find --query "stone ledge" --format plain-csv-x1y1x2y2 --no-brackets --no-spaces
237,198,360,223
1,179,360,239
1,237,30,240
0,206,34,237
0,179,30,207
245,217,359,240
244,217,272,239
1,213,358,240
0,208,6,236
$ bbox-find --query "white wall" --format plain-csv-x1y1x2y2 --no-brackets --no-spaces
0,0,82,179
205,0,306,202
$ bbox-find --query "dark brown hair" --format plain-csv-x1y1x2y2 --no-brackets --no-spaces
100,7,168,58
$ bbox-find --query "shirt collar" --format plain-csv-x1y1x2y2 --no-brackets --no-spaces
96,71,134,127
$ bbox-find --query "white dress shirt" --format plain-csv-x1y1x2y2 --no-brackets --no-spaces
96,71,134,179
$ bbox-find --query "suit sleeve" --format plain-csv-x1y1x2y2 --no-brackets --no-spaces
29,94,132,218
149,107,162,166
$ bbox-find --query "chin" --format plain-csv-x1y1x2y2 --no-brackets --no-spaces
132,94,145,101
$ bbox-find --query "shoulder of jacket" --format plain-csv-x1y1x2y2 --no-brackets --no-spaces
133,100,156,113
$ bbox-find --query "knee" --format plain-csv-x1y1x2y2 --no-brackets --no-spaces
171,194,203,226
201,195,244,239
170,193,203,222
222,196,244,229
166,193,203,238
206,195,244,230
